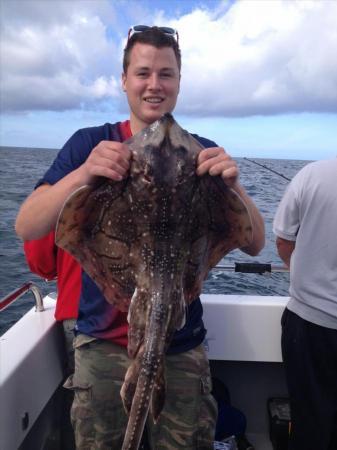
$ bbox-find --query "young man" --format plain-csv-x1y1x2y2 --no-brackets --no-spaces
16,26,265,449
273,159,337,450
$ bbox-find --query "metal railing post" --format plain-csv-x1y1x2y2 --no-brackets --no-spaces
0,282,44,313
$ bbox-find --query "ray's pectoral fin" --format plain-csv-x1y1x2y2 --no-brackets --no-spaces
184,176,253,303
56,185,94,252
206,176,253,257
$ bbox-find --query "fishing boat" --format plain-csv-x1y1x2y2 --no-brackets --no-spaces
0,263,290,450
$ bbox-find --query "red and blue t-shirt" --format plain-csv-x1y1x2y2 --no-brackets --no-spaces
37,120,217,353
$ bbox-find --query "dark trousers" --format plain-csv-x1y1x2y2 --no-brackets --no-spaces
281,308,337,450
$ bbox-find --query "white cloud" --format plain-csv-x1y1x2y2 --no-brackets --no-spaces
172,0,337,116
1,0,337,116
0,0,121,112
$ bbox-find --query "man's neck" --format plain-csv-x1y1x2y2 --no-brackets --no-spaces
129,115,150,136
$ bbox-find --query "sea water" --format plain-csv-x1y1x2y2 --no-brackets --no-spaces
0,146,310,335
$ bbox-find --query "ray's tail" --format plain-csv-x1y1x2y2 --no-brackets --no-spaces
121,348,165,450
121,301,175,450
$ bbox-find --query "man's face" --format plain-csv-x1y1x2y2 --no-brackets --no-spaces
122,43,180,134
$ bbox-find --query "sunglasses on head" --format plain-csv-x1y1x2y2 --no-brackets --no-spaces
128,25,179,43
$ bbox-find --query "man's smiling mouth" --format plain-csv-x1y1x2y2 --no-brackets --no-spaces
144,97,164,103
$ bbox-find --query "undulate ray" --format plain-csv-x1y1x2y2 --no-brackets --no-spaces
55,113,252,450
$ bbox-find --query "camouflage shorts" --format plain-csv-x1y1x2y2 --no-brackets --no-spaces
63,334,217,450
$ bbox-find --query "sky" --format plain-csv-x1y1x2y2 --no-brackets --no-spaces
1,0,337,160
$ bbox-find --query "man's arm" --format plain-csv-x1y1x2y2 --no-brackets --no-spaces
232,182,265,256
197,147,265,256
16,174,86,241
276,237,295,268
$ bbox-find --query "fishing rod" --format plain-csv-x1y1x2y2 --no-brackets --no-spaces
213,262,289,274
243,157,291,182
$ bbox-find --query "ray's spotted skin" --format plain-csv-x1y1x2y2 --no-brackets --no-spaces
56,113,252,450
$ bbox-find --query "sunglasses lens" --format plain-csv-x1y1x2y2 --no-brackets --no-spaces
158,27,175,35
133,25,150,32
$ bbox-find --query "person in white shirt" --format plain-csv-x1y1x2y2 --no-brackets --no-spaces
273,158,337,450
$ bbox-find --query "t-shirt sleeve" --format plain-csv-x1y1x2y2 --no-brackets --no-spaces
36,129,91,187
191,134,217,149
23,232,57,280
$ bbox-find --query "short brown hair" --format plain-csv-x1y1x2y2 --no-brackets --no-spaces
123,26,181,74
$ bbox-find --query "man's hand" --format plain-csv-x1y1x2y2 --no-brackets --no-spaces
196,147,238,188
78,141,131,184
